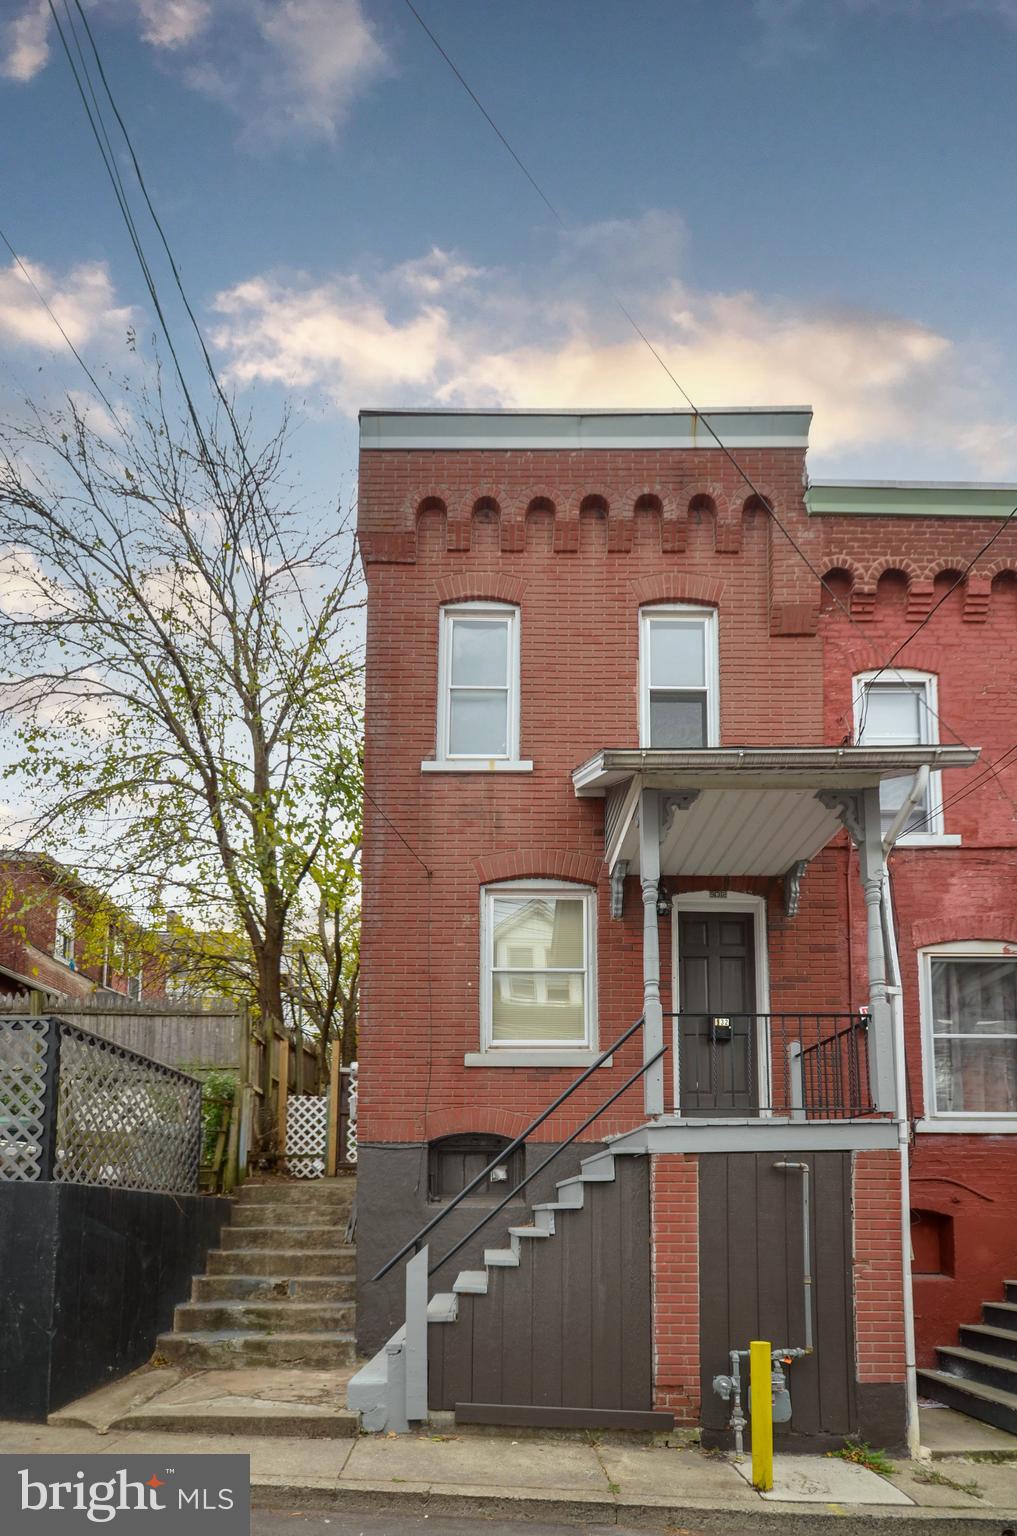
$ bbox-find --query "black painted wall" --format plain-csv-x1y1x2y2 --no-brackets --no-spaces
356,1140,603,1357
0,1182,230,1421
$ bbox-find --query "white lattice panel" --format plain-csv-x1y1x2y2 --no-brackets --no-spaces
285,1094,327,1178
344,1062,358,1165
0,1017,50,1181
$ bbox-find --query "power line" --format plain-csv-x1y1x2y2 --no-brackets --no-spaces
857,502,1017,741
398,0,1009,765
895,743,1017,840
0,225,126,431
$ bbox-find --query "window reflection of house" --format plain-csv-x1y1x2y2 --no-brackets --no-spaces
488,890,591,1045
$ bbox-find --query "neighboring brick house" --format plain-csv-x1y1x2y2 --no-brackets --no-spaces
0,853,153,1002
350,408,1014,1448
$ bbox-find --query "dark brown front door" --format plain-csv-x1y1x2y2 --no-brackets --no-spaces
677,912,758,1116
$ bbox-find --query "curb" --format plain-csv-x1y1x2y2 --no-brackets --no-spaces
251,1478,1017,1532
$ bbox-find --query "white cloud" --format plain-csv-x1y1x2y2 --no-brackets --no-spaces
0,257,133,351
1,0,49,82
0,0,385,139
209,222,1016,476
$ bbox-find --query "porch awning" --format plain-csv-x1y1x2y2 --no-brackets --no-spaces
573,746,980,878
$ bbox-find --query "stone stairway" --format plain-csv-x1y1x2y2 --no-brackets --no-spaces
918,1279,1017,1435
158,1177,357,1370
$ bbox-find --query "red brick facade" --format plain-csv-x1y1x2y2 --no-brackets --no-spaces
358,414,1016,1415
650,1153,701,1420
853,1149,908,1385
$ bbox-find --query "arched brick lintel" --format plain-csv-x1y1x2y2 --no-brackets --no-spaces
912,918,1017,949
434,575,526,606
630,573,724,607
473,849,604,886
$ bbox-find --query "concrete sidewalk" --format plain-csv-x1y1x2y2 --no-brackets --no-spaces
3,1416,1017,1533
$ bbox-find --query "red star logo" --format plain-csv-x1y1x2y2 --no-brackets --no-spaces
145,1477,165,1488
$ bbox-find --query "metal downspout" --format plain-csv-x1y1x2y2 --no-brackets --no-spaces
773,1161,813,1353
880,862,920,1458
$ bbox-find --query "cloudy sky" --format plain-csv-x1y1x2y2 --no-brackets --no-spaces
2,0,1017,499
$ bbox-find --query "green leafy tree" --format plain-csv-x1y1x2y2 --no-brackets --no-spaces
0,383,362,1039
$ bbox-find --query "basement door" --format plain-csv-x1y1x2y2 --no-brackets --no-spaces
676,912,759,1116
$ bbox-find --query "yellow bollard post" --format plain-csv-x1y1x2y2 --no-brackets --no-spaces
750,1340,774,1492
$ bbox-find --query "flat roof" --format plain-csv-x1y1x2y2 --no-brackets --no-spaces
573,745,980,796
806,481,1017,519
359,407,813,452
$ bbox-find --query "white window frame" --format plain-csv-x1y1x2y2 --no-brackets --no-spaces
638,605,720,749
852,669,955,845
54,897,75,966
422,602,532,774
916,940,1017,1133
470,879,599,1067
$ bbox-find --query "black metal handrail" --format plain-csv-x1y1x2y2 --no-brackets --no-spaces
429,1043,667,1276
369,1013,648,1283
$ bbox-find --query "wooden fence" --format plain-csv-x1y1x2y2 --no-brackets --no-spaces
0,990,330,1190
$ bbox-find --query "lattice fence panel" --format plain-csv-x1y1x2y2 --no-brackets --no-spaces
285,1094,327,1178
0,1017,50,1181
344,1062,358,1166
54,1025,201,1193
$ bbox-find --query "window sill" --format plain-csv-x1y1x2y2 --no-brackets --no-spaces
464,1049,610,1068
422,759,533,774
895,834,961,848
915,1117,1017,1134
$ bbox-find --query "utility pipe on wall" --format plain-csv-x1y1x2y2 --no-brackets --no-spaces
773,1161,813,1353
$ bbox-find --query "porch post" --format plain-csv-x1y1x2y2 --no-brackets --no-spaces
639,788,665,1117
857,785,895,1114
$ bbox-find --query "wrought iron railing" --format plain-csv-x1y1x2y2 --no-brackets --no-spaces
0,1016,202,1192
370,1014,660,1282
667,1011,875,1120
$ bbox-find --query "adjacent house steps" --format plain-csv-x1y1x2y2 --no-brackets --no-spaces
917,1280,1017,1435
348,1149,628,1432
158,1178,357,1370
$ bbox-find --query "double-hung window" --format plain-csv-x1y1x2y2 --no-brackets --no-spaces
922,946,1017,1120
54,898,75,965
430,603,524,767
854,670,943,838
481,881,596,1050
639,606,719,748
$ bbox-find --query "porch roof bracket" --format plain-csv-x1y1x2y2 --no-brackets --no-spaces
609,859,629,919
661,789,700,840
783,859,809,918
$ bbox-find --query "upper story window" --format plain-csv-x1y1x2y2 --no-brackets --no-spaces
639,606,719,748
434,603,521,765
54,898,75,965
921,944,1017,1120
481,881,596,1050
854,670,943,838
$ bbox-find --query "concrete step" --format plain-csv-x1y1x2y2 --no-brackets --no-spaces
206,1248,356,1277
192,1274,355,1303
221,1225,344,1253
917,1368,1017,1436
936,1345,1017,1398
157,1330,356,1370
237,1180,356,1205
230,1203,351,1229
960,1323,1017,1362
983,1301,1017,1331
1006,1279,1017,1305
173,1300,354,1334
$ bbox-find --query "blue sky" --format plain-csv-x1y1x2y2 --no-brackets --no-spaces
2,0,1017,501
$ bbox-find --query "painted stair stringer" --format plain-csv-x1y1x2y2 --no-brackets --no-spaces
346,1150,619,1431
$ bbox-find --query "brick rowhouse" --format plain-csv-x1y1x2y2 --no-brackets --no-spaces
356,409,1015,1444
